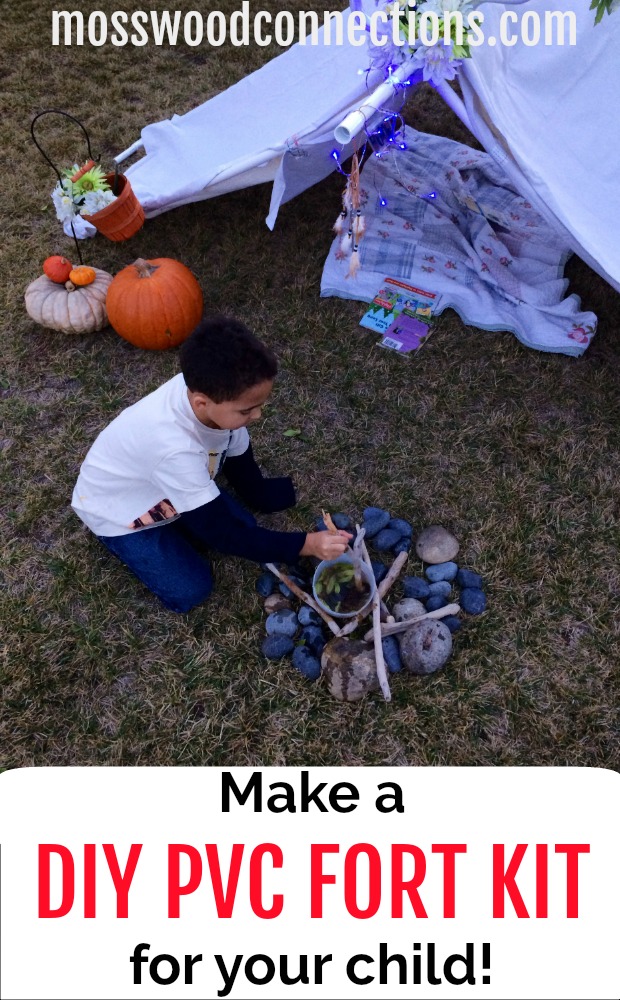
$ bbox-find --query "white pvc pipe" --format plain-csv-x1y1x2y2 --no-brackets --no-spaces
334,57,418,145
113,139,145,165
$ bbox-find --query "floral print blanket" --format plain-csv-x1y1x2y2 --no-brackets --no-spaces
321,127,597,356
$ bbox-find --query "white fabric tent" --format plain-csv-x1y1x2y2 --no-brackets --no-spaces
123,1,620,290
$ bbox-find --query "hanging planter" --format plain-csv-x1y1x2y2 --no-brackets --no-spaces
31,110,145,254
82,173,144,242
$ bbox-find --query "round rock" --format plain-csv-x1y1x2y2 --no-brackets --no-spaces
387,517,413,539
255,572,275,597
300,625,327,656
262,635,294,660
460,588,487,615
393,538,411,555
292,645,321,680
399,620,453,674
362,511,391,538
392,598,426,622
456,568,483,589
415,526,460,565
425,595,449,612
425,561,459,583
428,580,452,598
442,615,462,634
374,528,402,552
371,561,387,585
332,512,353,531
264,594,292,614
265,609,298,638
298,606,322,627
321,638,380,701
381,635,402,674
403,576,431,601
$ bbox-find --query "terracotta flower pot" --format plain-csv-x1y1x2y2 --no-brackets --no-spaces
83,173,145,242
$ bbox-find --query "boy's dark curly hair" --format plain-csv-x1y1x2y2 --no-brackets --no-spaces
179,315,278,401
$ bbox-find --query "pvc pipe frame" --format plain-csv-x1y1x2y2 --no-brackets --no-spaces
333,57,418,145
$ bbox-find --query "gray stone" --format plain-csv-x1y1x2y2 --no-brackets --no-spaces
321,638,380,701
262,635,295,659
415,525,460,564
292,646,321,680
265,609,298,638
461,588,487,615
381,635,402,674
387,517,413,538
392,598,426,622
425,561,459,583
264,594,292,614
279,581,295,598
403,576,431,601
374,528,402,552
428,580,452,598
399,620,453,674
457,568,483,589
442,615,462,633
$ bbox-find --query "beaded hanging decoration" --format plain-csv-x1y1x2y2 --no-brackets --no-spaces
333,150,366,279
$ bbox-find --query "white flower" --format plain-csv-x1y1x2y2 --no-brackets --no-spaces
79,189,116,216
411,40,460,83
51,181,78,223
421,0,475,15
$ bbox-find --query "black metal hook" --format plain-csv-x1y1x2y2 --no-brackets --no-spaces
30,109,103,266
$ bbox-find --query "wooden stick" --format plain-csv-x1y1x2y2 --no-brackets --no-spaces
265,563,341,636
363,603,460,642
359,537,391,702
336,550,408,638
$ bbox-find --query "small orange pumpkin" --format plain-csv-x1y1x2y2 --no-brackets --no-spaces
69,265,96,287
106,258,204,350
43,256,73,284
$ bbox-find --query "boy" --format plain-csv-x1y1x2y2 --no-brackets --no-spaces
71,315,351,612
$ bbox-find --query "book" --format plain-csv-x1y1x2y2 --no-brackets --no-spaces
360,277,440,335
360,277,439,354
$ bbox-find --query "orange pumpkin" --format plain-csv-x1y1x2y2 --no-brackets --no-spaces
69,265,96,287
43,256,73,284
106,258,204,350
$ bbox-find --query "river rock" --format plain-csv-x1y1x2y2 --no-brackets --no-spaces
371,561,387,584
292,645,321,680
256,572,276,597
332,512,353,531
381,635,402,674
456,568,483,589
321,638,380,701
403,576,431,601
392,598,426,622
374,528,402,552
262,635,295,660
264,594,292,614
460,588,487,615
399,620,453,674
387,517,413,538
265,609,298,638
442,615,462,633
415,526,460,564
425,595,449,612
300,625,327,657
298,606,322,627
428,580,452,598
425,561,459,583
393,538,411,555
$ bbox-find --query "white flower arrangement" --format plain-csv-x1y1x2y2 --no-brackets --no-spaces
369,0,617,86
50,162,116,225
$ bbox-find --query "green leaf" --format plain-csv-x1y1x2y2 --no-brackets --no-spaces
283,428,301,437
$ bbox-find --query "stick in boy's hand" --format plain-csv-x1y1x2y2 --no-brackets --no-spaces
301,529,352,561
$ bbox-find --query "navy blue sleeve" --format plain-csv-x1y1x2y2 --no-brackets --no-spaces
222,442,296,513
179,493,306,564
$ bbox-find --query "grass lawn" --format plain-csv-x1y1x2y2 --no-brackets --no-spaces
1,1,619,769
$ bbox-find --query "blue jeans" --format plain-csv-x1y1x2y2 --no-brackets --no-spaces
97,492,256,613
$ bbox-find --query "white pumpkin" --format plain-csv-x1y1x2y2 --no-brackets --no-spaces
24,268,112,334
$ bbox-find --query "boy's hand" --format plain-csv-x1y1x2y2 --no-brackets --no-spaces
301,530,353,560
